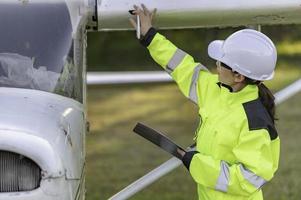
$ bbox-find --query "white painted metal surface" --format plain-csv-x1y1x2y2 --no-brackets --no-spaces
109,157,182,200
0,131,64,179
0,0,89,199
87,71,172,85
97,0,301,31
0,88,85,200
108,79,301,200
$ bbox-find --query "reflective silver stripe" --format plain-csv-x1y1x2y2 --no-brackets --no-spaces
166,48,187,74
239,165,267,189
215,161,230,192
188,64,208,104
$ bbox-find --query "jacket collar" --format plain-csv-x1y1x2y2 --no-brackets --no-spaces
217,82,233,92
217,82,259,106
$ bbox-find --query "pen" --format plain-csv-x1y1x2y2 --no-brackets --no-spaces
129,10,141,39
136,15,140,39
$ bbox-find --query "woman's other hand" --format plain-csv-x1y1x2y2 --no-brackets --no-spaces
177,148,186,159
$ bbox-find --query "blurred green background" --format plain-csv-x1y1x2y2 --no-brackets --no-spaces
86,25,301,200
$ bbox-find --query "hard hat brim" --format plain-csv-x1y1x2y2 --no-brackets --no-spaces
208,40,224,61
264,71,275,81
208,39,275,81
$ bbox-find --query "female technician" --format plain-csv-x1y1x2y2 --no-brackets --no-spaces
130,4,280,200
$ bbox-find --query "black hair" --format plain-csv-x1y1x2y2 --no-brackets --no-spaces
244,77,277,123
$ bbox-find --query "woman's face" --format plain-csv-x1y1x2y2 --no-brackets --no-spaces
216,61,236,86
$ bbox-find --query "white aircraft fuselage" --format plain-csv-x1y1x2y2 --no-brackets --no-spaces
0,0,91,199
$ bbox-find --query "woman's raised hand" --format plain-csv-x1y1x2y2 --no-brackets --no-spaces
129,4,157,36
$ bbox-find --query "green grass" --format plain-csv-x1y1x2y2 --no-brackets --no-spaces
263,92,301,200
86,67,301,200
86,83,198,200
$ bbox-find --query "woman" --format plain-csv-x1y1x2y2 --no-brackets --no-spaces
130,4,280,200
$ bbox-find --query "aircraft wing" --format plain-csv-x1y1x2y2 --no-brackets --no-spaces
96,0,301,30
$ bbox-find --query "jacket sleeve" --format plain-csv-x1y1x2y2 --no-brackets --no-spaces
182,129,280,196
141,28,215,107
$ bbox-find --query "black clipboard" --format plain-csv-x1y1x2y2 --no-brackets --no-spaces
133,123,186,159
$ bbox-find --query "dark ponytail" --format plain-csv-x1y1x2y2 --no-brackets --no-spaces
245,78,277,123
258,83,277,123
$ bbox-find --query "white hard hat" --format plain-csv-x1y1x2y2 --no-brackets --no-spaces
208,29,277,81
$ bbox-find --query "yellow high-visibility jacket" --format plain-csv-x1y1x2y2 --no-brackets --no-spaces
141,28,280,200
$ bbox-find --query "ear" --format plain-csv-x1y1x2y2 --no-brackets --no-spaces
233,73,245,83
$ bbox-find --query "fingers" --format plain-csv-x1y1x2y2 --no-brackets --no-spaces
130,4,156,32
177,148,185,158
133,4,139,10
132,4,154,17
141,4,150,15
131,5,142,16
151,8,157,20
129,18,137,29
